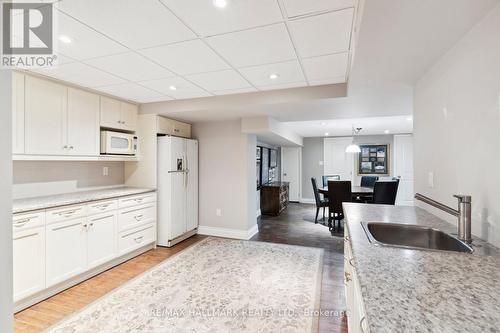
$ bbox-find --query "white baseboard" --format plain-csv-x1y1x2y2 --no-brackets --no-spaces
198,224,259,240
256,209,261,218
300,198,315,204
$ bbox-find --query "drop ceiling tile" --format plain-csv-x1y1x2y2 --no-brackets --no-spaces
302,52,349,81
97,83,164,101
239,60,305,87
288,8,354,58
257,81,307,91
139,77,211,99
56,0,196,49
56,11,128,60
139,40,230,75
282,0,355,18
160,0,283,36
185,70,251,92
212,87,257,96
84,52,174,82
137,96,174,104
36,62,126,87
206,24,296,67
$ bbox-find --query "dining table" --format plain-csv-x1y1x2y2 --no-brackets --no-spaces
318,185,374,197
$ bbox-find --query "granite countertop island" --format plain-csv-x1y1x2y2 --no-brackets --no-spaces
343,203,500,333
13,187,156,214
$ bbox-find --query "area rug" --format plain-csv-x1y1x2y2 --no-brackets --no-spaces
45,237,324,333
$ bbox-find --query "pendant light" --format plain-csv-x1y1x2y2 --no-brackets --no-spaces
345,126,362,153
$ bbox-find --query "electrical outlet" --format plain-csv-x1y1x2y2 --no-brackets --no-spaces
428,172,434,188
216,209,222,217
102,166,109,176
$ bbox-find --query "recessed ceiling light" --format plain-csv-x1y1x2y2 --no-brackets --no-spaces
58,35,72,44
384,129,390,134
406,116,413,121
325,132,329,136
213,0,228,8
269,73,279,80
169,85,177,91
321,122,326,126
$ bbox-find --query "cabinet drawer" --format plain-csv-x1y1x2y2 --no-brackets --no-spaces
118,224,155,255
118,203,156,232
13,211,45,231
87,199,118,216
46,204,87,224
118,193,156,208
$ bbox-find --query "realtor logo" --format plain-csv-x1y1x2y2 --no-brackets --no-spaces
1,2,57,68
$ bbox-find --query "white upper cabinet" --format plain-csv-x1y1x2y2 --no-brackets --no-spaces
67,88,100,156
157,116,191,138
12,72,25,154
25,76,68,155
100,96,138,132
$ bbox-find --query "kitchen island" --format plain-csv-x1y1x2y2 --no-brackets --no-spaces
343,203,500,333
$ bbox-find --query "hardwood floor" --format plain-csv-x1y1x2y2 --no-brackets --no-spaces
15,203,347,333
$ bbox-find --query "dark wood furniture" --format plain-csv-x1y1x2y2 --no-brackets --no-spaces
370,181,399,205
311,177,328,224
322,175,340,187
260,181,289,216
319,185,373,197
327,181,352,231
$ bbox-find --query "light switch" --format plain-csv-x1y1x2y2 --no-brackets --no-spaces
216,209,222,217
428,172,434,188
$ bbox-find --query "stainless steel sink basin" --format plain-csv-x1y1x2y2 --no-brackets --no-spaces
361,222,473,253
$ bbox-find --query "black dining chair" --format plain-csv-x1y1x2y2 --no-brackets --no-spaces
327,180,352,231
360,176,379,188
311,178,328,224
322,175,340,187
371,181,399,205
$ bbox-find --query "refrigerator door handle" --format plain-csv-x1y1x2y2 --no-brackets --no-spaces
168,170,184,173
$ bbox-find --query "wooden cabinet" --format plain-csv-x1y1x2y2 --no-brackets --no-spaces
25,75,68,155
100,96,138,132
12,212,46,302
46,217,87,287
344,227,370,333
87,212,117,269
67,88,100,156
12,72,25,154
260,182,289,216
157,116,191,138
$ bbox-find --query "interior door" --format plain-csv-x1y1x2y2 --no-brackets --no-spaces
170,137,187,239
394,134,415,206
67,88,100,156
324,137,354,182
281,147,301,202
25,76,68,155
186,139,198,231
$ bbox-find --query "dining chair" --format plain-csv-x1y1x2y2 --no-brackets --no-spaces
311,178,328,224
327,180,352,231
360,176,379,188
371,181,399,205
322,175,340,187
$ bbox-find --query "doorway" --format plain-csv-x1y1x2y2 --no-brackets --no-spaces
281,147,302,202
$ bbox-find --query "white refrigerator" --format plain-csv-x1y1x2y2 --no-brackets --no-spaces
157,136,198,247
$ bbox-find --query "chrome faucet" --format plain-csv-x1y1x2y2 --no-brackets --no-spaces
414,193,472,244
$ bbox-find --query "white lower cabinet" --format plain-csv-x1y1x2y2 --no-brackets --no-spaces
87,212,117,269
13,192,156,308
46,217,87,287
13,226,45,301
345,228,369,333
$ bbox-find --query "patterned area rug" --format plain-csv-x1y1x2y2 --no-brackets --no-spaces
45,237,324,333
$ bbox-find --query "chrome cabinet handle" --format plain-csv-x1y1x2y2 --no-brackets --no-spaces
69,145,74,149
134,236,144,243
63,145,68,149
14,218,31,227
134,215,144,221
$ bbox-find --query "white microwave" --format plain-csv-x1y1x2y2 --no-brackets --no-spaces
100,131,138,155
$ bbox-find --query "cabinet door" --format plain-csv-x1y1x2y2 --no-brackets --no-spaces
67,88,100,156
100,96,122,130
157,116,175,135
12,72,25,154
120,102,138,132
87,212,117,269
46,218,87,287
13,226,45,301
172,120,191,138
25,76,68,155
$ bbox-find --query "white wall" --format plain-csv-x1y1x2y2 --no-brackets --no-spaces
192,120,257,238
0,70,14,332
414,3,500,246
13,161,124,199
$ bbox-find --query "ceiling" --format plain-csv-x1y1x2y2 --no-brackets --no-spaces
25,0,360,103
283,115,413,137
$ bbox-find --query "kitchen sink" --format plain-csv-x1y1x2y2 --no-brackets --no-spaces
361,222,473,253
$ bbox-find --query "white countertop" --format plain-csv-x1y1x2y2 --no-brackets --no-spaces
13,187,156,214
